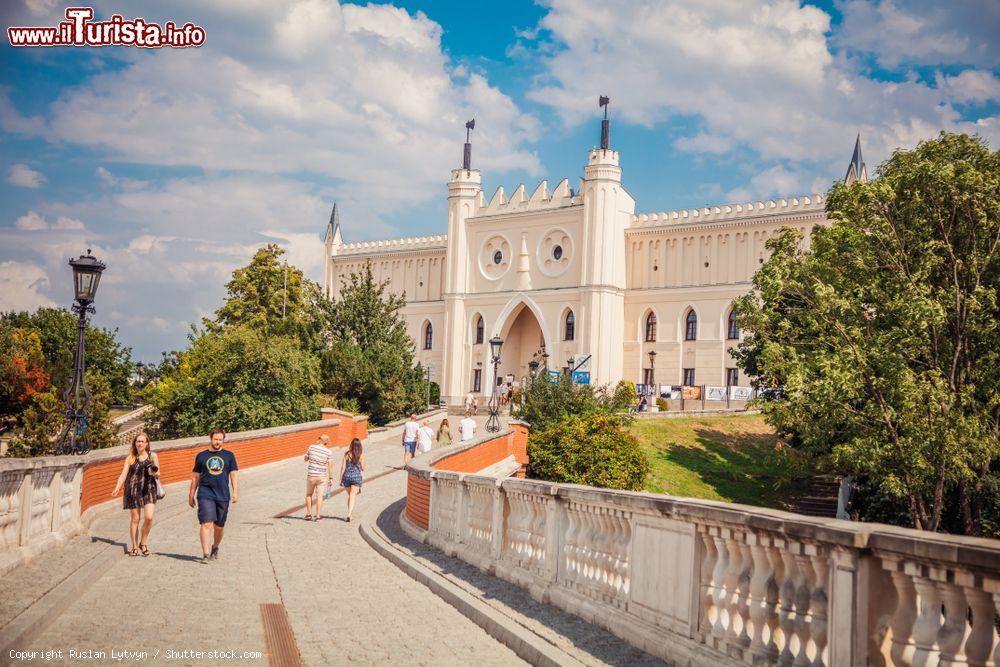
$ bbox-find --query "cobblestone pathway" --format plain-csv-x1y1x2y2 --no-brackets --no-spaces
24,428,524,666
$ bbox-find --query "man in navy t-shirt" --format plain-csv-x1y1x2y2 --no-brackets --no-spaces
188,428,239,564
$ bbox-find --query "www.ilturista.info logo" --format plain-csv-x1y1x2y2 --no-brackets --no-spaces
7,7,206,48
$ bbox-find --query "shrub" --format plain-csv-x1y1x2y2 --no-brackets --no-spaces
656,397,670,412
515,374,632,433
527,412,650,491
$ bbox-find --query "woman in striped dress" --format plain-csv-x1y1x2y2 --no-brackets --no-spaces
339,438,365,522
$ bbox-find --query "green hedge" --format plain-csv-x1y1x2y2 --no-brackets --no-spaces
527,412,650,491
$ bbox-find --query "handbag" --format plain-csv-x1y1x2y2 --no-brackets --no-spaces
154,477,166,500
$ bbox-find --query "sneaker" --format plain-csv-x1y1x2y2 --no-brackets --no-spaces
200,554,212,565
210,546,219,560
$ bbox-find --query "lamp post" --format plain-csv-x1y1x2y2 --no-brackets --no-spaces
528,358,540,380
486,335,503,433
59,249,106,455
648,349,657,390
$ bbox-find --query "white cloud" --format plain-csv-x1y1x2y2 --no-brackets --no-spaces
7,163,46,188
937,70,1000,105
0,261,57,311
15,211,85,230
675,133,733,155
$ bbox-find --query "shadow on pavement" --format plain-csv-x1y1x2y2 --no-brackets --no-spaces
374,499,664,667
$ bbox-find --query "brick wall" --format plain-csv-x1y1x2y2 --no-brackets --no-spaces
406,476,430,529
81,413,368,514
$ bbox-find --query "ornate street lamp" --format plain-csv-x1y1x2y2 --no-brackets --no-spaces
528,358,540,379
486,335,503,433
59,249,106,455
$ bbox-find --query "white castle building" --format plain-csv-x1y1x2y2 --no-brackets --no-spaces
323,109,867,409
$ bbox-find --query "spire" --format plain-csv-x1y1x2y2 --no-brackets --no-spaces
324,202,342,246
844,133,868,185
599,95,611,150
463,119,475,170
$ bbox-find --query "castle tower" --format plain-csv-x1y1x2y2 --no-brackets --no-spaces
323,202,343,298
578,97,634,387
844,133,868,185
441,122,482,406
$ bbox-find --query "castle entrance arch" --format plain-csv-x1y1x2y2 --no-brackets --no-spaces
489,300,548,393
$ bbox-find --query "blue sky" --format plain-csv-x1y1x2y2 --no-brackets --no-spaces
1,0,998,361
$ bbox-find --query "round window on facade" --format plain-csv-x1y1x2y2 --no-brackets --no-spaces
493,250,503,265
552,245,563,260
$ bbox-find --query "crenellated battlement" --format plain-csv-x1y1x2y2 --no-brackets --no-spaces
630,193,826,228
336,234,448,256
474,177,580,217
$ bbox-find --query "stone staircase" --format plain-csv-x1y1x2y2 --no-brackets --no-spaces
786,475,841,518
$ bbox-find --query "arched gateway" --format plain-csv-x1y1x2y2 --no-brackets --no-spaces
491,300,547,390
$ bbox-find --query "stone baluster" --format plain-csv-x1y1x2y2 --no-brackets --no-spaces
793,548,816,667
766,540,788,660
563,504,580,582
888,566,919,666
910,564,943,665
711,532,732,645
809,554,829,666
748,534,780,663
721,531,747,653
733,538,753,654
937,579,968,666
958,583,994,666
698,529,720,642
778,547,800,666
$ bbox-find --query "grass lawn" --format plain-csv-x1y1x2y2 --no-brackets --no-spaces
631,414,806,508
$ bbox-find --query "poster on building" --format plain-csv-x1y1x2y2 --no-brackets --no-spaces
666,385,681,399
505,374,514,384
706,386,727,401
635,383,645,395
547,370,560,383
681,385,702,400
572,371,590,385
730,386,753,401
658,385,671,398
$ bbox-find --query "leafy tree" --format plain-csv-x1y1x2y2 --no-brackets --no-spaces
320,262,425,424
733,132,999,534
7,371,116,457
210,244,326,347
0,323,51,421
514,373,633,433
150,325,321,438
528,413,650,490
1,308,134,405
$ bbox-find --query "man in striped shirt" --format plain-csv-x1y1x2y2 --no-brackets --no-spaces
303,434,333,521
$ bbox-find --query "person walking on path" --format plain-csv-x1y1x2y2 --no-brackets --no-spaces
303,434,333,521
401,413,419,466
437,419,453,447
111,432,160,557
339,438,365,522
459,410,477,442
416,418,435,454
188,428,239,564
471,396,479,415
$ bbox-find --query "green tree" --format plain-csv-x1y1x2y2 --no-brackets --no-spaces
733,132,1000,534
7,371,116,457
0,323,51,421
528,413,650,490
210,244,326,347
514,373,634,433
150,325,321,438
320,262,425,425
1,308,134,405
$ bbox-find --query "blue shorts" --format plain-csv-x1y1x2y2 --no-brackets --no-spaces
404,441,417,455
197,497,230,527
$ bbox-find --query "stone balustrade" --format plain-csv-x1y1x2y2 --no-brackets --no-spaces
403,425,1000,666
0,409,367,575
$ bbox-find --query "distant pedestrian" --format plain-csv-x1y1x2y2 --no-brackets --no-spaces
188,428,239,564
437,419,452,447
402,413,419,466
471,396,479,415
303,434,333,521
340,438,365,522
465,392,473,412
459,410,477,442
417,418,435,454
111,431,160,557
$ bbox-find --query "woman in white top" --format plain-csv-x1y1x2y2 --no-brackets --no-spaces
416,419,436,454
303,434,333,521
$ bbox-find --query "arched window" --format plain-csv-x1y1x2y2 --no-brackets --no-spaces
423,321,433,350
564,310,575,341
644,311,657,342
475,315,484,344
684,310,698,341
727,309,739,340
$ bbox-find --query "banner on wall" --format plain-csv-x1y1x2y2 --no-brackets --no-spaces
635,384,645,395
572,371,590,385
730,386,754,401
706,386,728,401
547,370,560,383
681,385,702,400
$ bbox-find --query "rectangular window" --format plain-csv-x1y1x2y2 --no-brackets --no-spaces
726,368,739,386
643,368,655,387
472,369,482,393
683,368,696,386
